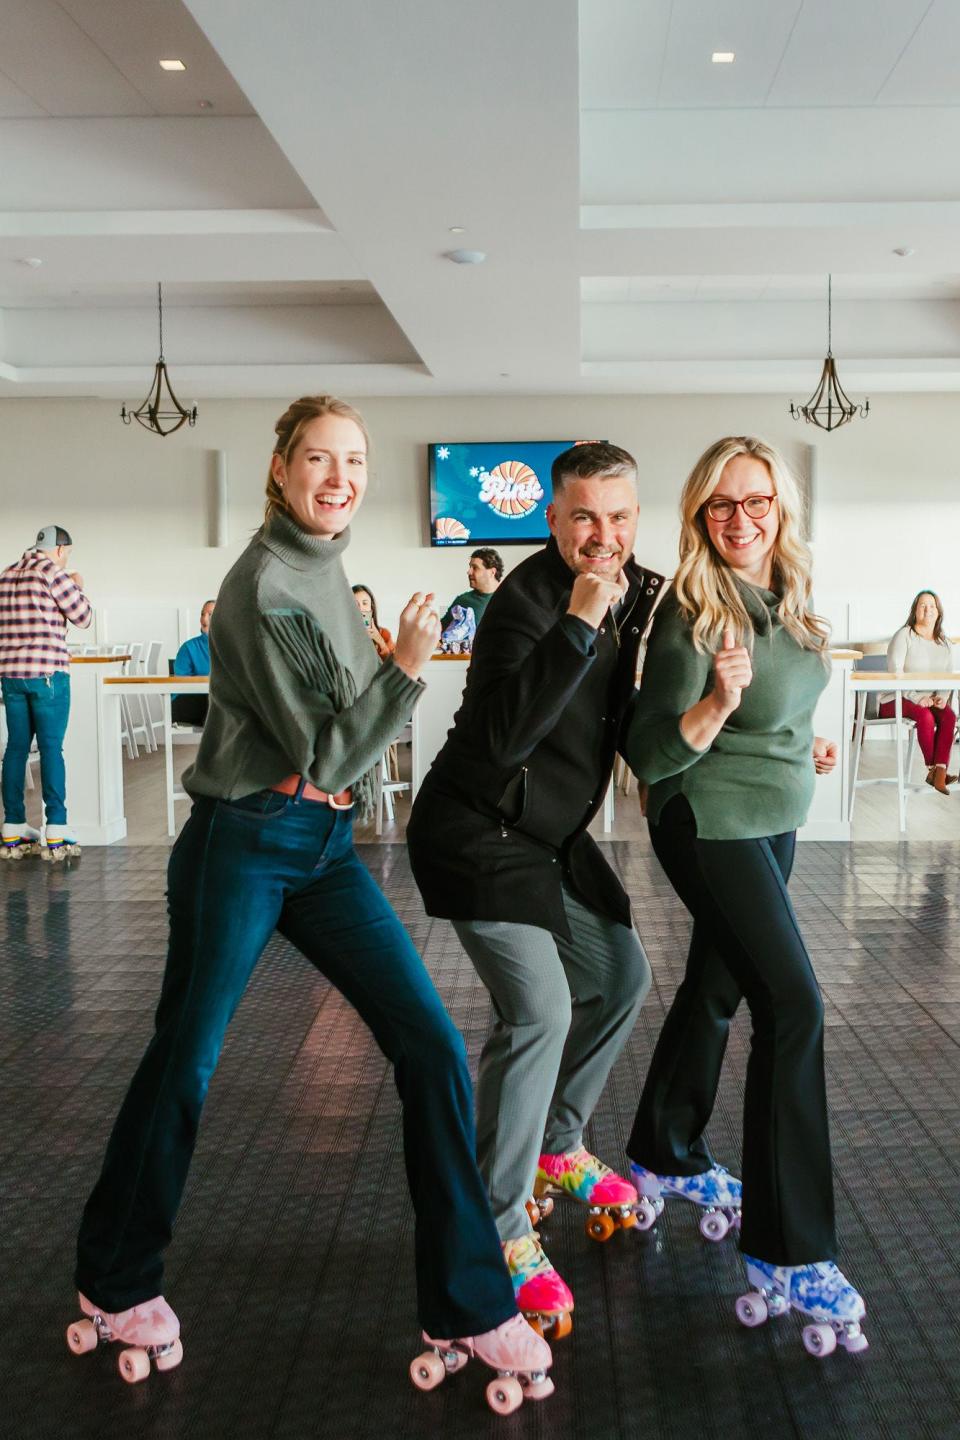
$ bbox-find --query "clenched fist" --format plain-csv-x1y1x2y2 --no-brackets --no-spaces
567,572,623,630
393,591,441,679
713,628,752,713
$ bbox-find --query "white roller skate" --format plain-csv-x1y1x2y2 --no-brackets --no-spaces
630,1162,741,1241
410,1311,554,1416
735,1257,868,1358
41,825,81,862
66,1293,182,1383
0,823,41,860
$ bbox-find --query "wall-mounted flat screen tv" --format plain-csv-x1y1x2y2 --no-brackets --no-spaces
429,440,580,546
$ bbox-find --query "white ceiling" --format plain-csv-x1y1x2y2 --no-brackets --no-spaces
0,0,958,399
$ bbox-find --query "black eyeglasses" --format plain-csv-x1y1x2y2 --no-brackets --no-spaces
703,494,777,522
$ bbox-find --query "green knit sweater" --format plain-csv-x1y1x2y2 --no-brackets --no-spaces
625,581,830,840
183,510,423,817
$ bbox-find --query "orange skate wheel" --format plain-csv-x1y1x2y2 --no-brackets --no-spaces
66,1319,98,1355
586,1212,616,1243
118,1348,151,1384
155,1338,184,1372
619,1210,638,1229
525,1315,544,1338
410,1351,446,1391
548,1311,573,1341
486,1375,523,1415
524,1199,541,1227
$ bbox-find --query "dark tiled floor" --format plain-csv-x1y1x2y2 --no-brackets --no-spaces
2,837,959,1440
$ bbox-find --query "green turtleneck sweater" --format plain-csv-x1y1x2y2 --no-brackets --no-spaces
625,581,830,840
183,510,423,818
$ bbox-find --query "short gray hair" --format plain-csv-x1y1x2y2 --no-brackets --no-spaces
551,442,637,497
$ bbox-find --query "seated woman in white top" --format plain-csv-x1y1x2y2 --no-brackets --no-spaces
880,590,957,795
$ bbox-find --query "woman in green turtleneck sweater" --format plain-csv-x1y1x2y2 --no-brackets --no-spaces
624,436,868,1353
74,396,551,1403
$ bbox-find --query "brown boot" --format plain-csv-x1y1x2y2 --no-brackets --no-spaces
931,765,950,795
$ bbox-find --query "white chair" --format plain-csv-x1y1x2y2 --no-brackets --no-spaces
375,723,412,835
142,640,165,749
849,654,920,822
111,644,140,760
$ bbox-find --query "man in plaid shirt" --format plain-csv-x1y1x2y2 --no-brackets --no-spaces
0,525,92,858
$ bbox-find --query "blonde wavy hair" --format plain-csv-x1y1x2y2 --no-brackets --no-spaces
674,435,830,655
264,395,370,525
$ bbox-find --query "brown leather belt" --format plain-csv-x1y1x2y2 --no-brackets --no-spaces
270,773,354,809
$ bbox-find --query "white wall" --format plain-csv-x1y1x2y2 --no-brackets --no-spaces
1,393,958,656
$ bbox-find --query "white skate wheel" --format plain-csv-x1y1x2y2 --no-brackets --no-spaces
802,1323,837,1357
119,1347,151,1383
443,1349,469,1374
155,1338,184,1372
66,1319,98,1355
699,1210,730,1242
538,1195,554,1220
842,1331,869,1355
410,1351,446,1391
735,1293,768,1328
486,1375,524,1415
634,1197,657,1231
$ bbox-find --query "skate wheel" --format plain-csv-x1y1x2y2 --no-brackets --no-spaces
486,1375,523,1415
525,1199,542,1227
118,1348,151,1384
802,1324,837,1358
155,1338,184,1372
842,1331,869,1355
537,1195,554,1220
410,1351,446,1391
66,1319,98,1355
525,1315,544,1338
618,1208,638,1229
586,1212,616,1243
735,1293,768,1328
700,1210,730,1243
546,1311,572,1341
633,1197,657,1231
522,1375,555,1401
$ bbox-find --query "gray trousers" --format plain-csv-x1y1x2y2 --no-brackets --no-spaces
453,887,651,1239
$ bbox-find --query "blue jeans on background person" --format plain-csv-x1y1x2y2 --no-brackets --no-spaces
75,790,518,1337
1,672,71,826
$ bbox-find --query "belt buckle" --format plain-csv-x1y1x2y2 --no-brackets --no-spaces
326,792,354,811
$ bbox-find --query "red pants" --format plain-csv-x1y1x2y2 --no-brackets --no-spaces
878,699,957,767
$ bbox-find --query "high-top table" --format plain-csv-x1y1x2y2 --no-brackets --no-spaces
62,655,131,845
849,669,960,833
102,675,209,836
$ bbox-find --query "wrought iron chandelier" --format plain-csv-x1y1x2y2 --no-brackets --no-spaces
790,275,869,432
120,283,198,436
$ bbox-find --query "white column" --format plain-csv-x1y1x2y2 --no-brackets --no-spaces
798,656,853,841
64,659,127,845
411,657,470,796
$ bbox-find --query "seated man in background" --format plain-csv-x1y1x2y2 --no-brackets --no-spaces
171,599,214,726
440,547,503,633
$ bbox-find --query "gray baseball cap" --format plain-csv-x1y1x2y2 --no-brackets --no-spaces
35,525,72,549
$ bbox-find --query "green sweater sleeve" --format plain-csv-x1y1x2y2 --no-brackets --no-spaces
256,610,421,793
624,598,712,784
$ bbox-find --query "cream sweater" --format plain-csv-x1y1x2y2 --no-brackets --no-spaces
883,626,956,704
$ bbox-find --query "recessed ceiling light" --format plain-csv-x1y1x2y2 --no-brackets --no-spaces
159,59,186,71
445,249,486,265
449,226,466,234
19,256,43,267
712,51,735,63
892,246,916,257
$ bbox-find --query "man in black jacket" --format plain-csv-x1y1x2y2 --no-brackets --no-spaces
407,442,664,1328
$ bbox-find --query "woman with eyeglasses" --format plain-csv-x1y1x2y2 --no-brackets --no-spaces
880,590,956,795
623,436,868,1356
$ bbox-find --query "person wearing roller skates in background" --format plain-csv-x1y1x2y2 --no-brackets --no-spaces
408,443,663,1338
71,397,552,1412
0,525,91,862
624,436,868,1359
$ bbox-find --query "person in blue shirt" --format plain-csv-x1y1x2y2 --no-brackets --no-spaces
171,599,214,726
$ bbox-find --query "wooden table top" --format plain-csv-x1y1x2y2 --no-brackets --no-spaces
71,654,131,664
102,675,210,685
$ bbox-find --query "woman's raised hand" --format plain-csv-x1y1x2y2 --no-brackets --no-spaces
713,628,753,713
393,592,441,679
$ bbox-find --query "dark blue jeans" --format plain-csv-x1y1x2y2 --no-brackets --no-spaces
1,672,71,826
76,792,517,1336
